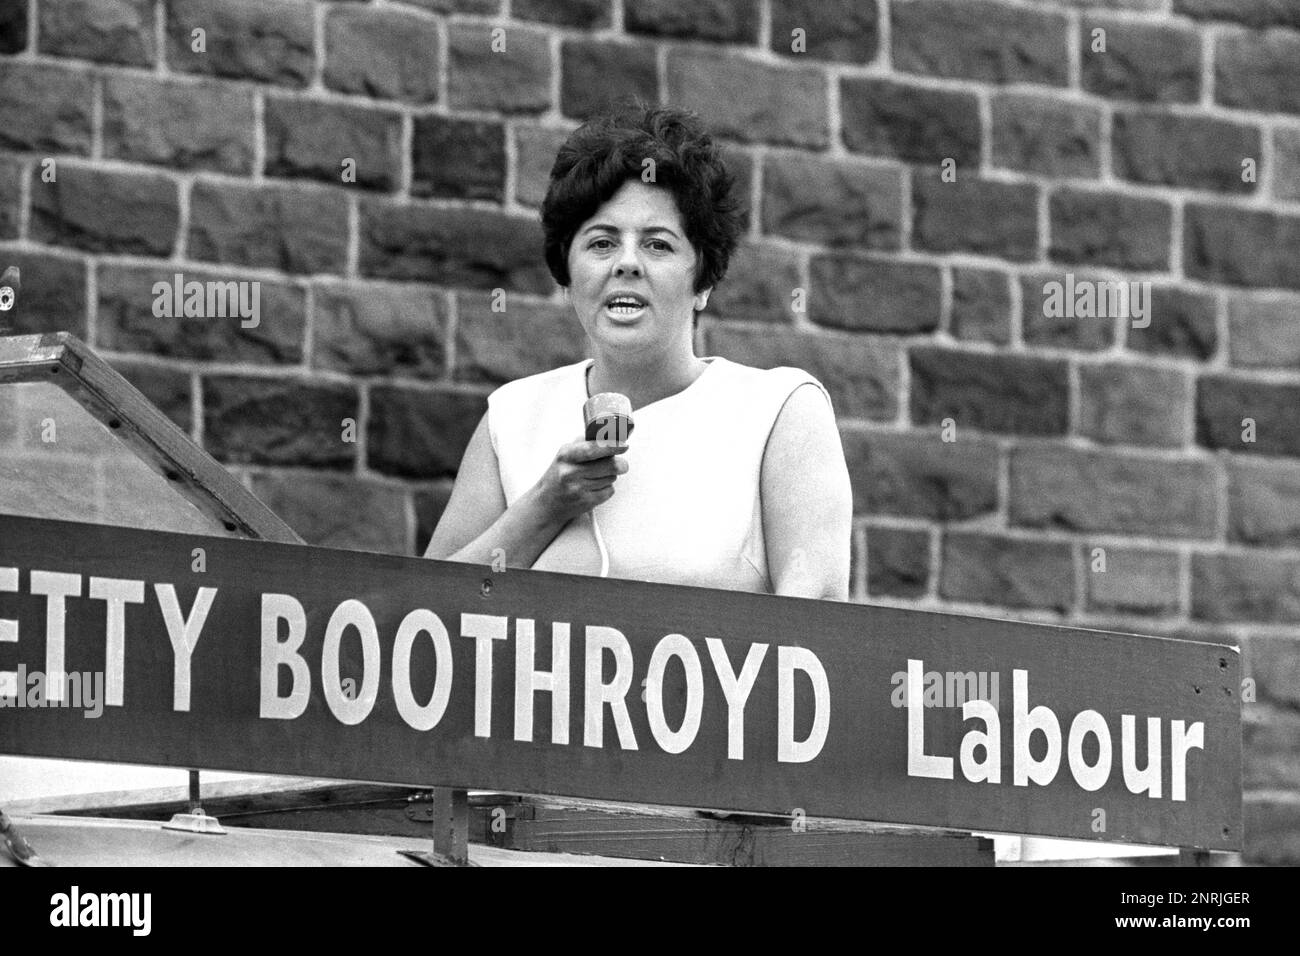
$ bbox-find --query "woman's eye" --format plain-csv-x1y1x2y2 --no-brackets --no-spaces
589,238,614,250
648,240,672,252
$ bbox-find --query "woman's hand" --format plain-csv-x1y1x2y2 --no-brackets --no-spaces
532,438,629,524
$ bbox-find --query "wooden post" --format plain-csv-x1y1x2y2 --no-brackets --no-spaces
431,787,470,864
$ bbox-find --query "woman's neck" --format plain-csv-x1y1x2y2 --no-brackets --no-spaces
586,350,709,409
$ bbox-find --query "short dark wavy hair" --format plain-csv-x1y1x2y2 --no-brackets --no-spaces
541,103,744,297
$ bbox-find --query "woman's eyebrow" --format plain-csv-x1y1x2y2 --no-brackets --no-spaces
581,223,682,239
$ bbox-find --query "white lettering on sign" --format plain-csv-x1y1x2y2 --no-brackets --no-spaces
1067,709,1112,792
0,566,19,699
462,613,507,738
321,599,381,725
391,609,452,732
3,569,221,713
1171,720,1203,803
961,697,1001,784
583,625,637,750
1122,715,1162,798
908,657,952,779
514,619,571,745
87,577,145,708
1014,667,1061,787
705,638,767,760
645,634,704,755
260,593,310,719
29,570,81,703
0,564,1214,794
905,658,1205,801
156,584,216,713
777,646,829,763
3,569,832,760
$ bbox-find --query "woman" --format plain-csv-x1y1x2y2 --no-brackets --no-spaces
425,104,851,600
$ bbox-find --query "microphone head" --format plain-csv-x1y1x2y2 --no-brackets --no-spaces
584,392,634,445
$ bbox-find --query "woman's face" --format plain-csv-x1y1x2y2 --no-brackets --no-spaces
566,179,710,359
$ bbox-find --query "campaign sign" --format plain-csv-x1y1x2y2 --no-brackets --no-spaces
0,513,1241,848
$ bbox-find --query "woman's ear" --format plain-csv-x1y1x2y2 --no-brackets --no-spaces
694,287,712,312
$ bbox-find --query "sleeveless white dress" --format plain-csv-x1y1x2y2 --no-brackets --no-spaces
486,355,833,593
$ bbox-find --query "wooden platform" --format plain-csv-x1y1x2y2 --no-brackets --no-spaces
1,813,687,867
13,779,994,867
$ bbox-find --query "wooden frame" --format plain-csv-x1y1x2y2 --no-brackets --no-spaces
0,332,300,543
16,783,995,867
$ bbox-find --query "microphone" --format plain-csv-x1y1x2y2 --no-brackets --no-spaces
581,392,633,579
583,391,635,445
0,266,18,314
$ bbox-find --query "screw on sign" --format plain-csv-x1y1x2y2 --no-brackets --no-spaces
0,266,18,312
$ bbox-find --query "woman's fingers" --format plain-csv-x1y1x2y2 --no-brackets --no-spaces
538,441,628,522
560,439,629,463
573,455,625,480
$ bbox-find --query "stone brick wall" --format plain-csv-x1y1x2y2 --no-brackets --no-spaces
0,0,1297,862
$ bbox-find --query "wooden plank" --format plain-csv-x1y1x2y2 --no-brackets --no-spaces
0,333,65,374
468,843,690,867
46,781,412,820
33,780,438,840
0,511,1243,849
36,781,506,843
484,794,977,839
507,805,993,866
0,774,339,816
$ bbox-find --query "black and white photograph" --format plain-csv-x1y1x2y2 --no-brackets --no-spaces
0,0,1290,934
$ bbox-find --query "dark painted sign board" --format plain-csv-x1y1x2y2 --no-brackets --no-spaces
0,513,1241,849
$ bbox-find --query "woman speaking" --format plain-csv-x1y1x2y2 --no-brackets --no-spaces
425,104,851,600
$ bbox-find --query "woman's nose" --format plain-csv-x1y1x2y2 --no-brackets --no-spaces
613,245,643,276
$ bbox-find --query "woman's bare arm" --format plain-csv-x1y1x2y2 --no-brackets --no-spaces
760,383,853,600
423,412,569,568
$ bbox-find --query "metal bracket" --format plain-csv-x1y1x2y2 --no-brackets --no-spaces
405,794,437,823
162,807,227,835
161,772,226,833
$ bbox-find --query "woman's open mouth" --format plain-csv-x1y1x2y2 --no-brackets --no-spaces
603,293,648,320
